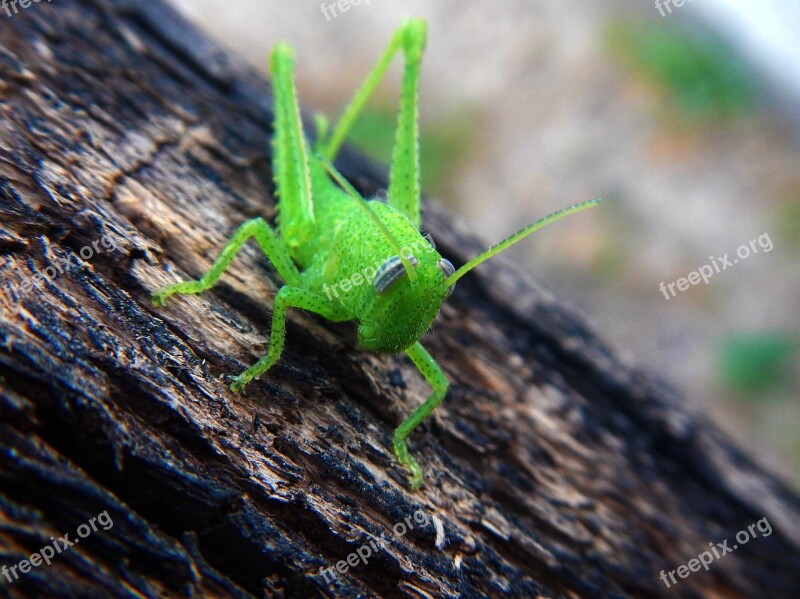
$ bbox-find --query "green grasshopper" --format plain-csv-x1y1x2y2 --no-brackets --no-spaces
152,18,601,490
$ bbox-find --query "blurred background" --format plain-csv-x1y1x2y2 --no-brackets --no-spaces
168,0,800,490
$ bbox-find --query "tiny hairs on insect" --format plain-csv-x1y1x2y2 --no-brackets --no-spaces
152,18,601,489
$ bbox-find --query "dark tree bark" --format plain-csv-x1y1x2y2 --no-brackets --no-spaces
0,1,798,597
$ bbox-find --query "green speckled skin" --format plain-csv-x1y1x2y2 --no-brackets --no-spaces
153,18,448,489
310,197,446,352
152,18,601,490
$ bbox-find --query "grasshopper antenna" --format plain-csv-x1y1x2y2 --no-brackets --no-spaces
317,154,418,282
445,198,603,288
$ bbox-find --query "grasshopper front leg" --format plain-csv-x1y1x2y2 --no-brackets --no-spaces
151,217,302,306
229,286,348,392
394,341,449,489
151,218,331,393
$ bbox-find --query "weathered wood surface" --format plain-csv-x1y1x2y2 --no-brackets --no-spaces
0,1,799,597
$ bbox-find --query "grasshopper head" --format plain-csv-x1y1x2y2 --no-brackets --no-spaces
353,197,603,353
357,245,455,353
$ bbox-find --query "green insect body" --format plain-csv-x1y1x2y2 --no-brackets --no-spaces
152,18,601,490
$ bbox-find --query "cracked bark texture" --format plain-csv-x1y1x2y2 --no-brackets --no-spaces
1,1,799,598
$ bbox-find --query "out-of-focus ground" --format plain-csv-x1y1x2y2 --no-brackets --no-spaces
169,0,800,490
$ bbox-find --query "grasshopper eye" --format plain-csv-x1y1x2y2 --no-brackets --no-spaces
374,255,419,294
438,258,455,298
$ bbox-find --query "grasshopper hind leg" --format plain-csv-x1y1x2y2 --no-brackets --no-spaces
269,42,316,250
321,18,427,228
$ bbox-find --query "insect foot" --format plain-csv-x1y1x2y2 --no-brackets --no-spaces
393,433,425,490
228,373,251,393
151,284,179,307
148,17,602,492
